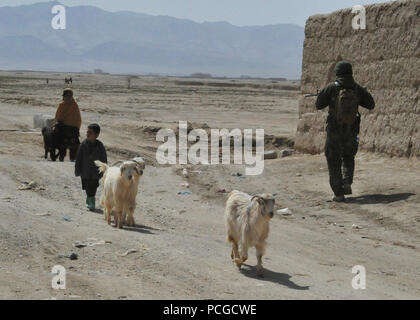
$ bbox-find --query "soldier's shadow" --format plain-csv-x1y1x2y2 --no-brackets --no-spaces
346,193,415,204
240,264,310,290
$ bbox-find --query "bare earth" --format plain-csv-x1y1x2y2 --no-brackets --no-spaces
0,72,419,300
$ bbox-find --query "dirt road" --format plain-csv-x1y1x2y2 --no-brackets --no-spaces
0,72,419,299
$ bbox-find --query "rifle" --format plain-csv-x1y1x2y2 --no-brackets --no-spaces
304,90,319,98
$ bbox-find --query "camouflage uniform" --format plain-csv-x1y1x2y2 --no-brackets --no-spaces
316,62,375,198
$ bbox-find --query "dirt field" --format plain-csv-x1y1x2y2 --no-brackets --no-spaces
0,71,419,299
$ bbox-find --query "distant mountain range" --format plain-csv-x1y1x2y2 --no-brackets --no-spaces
0,1,304,78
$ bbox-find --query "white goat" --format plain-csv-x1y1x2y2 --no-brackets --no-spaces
225,190,275,277
95,158,145,228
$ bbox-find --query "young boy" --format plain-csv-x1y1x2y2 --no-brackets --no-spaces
75,123,107,211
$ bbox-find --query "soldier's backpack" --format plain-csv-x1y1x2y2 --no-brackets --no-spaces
333,82,359,129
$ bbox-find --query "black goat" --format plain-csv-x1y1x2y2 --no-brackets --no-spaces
41,126,59,161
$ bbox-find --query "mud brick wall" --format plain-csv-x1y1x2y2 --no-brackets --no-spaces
295,0,419,158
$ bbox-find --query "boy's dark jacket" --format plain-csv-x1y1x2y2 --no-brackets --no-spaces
75,139,107,179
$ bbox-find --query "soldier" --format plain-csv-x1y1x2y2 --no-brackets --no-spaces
316,61,375,202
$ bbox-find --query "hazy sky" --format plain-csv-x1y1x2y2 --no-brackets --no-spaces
3,0,391,26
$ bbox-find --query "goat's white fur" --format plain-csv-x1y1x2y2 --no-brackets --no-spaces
224,190,275,276
95,158,145,228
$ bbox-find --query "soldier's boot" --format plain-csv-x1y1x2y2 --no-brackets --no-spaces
333,195,346,202
343,183,352,195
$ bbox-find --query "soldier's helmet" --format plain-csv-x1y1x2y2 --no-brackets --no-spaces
334,61,353,76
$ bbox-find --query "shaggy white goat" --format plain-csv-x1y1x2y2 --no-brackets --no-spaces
225,190,275,277
95,158,145,228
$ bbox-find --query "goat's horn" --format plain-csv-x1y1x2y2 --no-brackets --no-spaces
131,159,145,168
